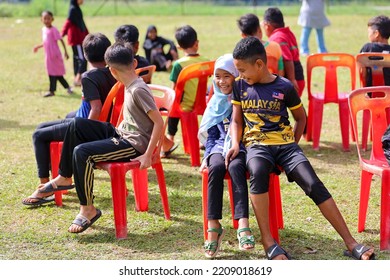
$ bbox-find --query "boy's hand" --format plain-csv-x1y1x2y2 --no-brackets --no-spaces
225,146,239,167
131,154,152,169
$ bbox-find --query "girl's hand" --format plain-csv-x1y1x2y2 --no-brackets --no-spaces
33,46,39,53
64,52,69,60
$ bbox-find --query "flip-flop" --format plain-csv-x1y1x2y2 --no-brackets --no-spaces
22,194,55,206
69,209,102,234
38,181,75,193
161,143,179,158
266,241,292,260
343,244,376,260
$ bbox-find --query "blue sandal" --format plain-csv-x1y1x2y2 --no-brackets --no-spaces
237,227,255,251
204,227,225,259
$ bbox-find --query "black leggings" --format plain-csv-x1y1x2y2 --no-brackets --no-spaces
207,152,249,220
72,45,87,76
247,157,331,205
49,75,70,92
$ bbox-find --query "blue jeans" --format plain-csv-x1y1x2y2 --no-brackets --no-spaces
300,26,328,55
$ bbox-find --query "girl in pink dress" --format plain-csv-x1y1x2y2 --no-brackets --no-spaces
33,10,73,97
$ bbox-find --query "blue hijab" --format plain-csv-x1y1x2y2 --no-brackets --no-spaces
198,54,239,145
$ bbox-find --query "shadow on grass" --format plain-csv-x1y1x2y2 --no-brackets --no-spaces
0,118,36,130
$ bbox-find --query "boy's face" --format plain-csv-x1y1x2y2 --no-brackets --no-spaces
233,58,263,85
367,26,379,42
261,20,272,37
214,68,235,95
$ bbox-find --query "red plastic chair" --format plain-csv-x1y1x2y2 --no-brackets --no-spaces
96,84,175,239
169,60,215,166
49,82,125,206
135,65,156,84
201,170,283,244
348,86,390,251
355,53,390,151
305,53,356,151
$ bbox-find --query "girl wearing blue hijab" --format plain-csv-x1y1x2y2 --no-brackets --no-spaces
198,54,254,258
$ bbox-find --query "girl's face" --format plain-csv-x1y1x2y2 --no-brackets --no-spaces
147,29,157,40
214,68,235,95
41,13,53,28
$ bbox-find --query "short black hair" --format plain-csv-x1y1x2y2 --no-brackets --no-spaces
237,13,260,36
368,15,390,39
104,42,134,68
263,7,284,28
175,25,197,49
83,33,111,63
114,24,139,43
233,36,267,64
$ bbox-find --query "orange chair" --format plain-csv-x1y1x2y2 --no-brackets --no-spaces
267,55,279,75
169,60,215,166
96,84,175,239
201,170,283,244
136,65,156,84
50,82,125,206
348,86,390,251
305,53,356,151
355,53,390,151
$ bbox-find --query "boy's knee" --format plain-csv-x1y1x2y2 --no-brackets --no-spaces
305,180,332,205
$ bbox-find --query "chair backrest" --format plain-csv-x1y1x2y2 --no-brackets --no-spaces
307,53,356,102
136,65,157,84
267,54,279,74
170,60,215,117
356,53,390,87
98,81,124,126
348,86,390,162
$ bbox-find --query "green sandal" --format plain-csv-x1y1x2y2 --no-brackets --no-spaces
204,227,225,259
237,227,255,251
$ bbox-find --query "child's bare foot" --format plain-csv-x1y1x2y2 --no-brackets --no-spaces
22,187,54,206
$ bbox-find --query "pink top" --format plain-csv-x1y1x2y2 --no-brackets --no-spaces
42,26,66,76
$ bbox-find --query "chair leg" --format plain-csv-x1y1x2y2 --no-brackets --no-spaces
50,142,63,207
339,100,350,151
269,173,280,244
272,174,284,229
131,168,149,212
306,100,313,142
109,164,128,239
358,170,373,233
153,163,171,220
312,99,325,150
380,170,390,251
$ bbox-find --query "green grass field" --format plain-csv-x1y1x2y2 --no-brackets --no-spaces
0,2,389,260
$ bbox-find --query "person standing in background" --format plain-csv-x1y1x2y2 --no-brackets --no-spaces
298,0,330,56
62,0,89,86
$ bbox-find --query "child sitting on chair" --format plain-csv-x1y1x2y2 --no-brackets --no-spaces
226,36,375,260
198,54,254,259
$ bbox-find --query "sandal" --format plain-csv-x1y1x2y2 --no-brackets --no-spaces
237,227,255,251
343,244,376,260
266,241,292,260
204,227,225,259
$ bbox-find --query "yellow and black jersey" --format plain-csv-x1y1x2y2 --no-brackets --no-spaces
232,75,302,147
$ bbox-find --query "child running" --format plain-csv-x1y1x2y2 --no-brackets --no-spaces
226,36,375,260
33,10,72,97
198,54,254,258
